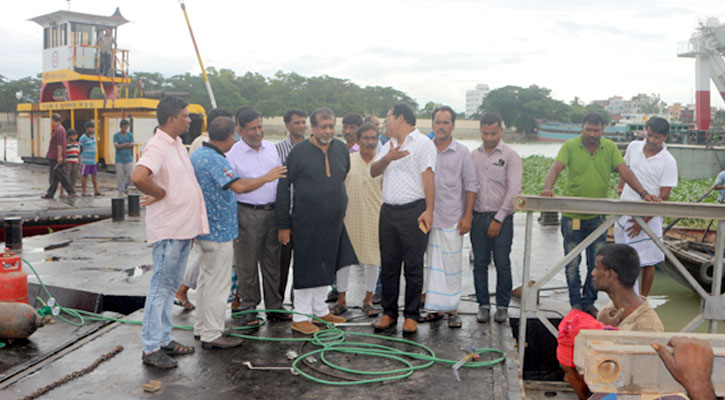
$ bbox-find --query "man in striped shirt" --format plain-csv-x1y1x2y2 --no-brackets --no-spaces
275,108,307,301
276,109,307,165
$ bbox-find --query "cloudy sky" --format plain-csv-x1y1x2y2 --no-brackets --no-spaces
3,0,725,111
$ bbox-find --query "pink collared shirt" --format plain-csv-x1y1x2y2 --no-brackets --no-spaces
137,128,209,244
471,141,522,222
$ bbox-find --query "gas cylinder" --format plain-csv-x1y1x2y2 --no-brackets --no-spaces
0,248,28,303
0,302,43,339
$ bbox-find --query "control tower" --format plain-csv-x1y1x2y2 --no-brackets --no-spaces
16,8,206,166
678,17,725,131
29,8,131,102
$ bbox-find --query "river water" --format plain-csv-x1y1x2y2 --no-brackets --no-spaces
3,134,718,333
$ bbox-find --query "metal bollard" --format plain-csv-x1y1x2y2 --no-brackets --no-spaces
3,217,23,251
111,198,125,222
127,194,140,217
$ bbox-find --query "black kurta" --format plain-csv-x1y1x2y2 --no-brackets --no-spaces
276,138,358,289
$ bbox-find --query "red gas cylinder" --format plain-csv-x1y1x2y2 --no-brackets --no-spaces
0,248,28,303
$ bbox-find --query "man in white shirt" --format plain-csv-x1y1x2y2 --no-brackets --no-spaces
614,117,678,296
370,102,437,335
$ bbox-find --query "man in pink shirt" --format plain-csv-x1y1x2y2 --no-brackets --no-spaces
131,96,209,369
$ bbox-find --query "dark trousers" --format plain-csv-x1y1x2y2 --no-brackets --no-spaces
234,205,282,311
561,216,606,309
46,159,75,197
471,212,514,308
278,237,292,300
379,199,428,320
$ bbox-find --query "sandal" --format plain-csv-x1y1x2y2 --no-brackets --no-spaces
160,340,195,355
142,349,178,368
362,303,379,318
447,313,462,329
418,312,444,323
330,303,348,315
94,192,103,196
235,312,262,327
174,298,195,311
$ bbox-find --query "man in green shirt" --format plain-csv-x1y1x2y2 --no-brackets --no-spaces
540,112,658,316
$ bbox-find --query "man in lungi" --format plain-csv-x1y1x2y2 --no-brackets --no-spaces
614,117,677,296
420,105,478,328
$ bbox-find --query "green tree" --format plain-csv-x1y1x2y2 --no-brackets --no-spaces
418,101,443,119
641,93,665,114
0,74,42,112
477,85,569,134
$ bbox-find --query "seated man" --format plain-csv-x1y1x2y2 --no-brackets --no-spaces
559,243,664,399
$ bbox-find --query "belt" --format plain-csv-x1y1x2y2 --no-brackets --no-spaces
238,202,275,210
383,199,425,210
473,211,497,217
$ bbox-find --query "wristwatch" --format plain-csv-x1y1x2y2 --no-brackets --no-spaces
639,190,649,199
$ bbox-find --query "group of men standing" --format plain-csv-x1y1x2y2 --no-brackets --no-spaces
130,97,526,368
129,93,679,371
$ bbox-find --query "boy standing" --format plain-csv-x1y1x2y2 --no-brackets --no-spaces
79,121,102,196
113,119,135,196
59,129,80,199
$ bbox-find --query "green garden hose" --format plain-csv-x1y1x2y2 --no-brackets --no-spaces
21,258,505,384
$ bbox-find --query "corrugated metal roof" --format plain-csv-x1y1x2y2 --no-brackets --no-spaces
29,7,129,28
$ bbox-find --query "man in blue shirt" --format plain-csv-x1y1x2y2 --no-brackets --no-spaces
113,119,135,196
190,116,286,349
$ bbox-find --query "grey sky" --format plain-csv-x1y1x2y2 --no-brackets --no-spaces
2,0,725,111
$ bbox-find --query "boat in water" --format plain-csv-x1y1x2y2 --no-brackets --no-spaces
536,121,696,143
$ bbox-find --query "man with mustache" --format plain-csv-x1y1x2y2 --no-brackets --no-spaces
420,105,478,328
541,112,658,317
341,112,363,153
227,107,289,326
276,107,356,335
470,112,521,324
371,102,437,335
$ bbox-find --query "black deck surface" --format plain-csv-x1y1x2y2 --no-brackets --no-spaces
0,308,521,399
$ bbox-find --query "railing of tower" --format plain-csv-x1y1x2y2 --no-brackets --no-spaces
514,195,725,372
70,45,128,77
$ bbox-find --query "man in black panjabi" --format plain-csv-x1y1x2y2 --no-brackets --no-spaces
276,107,358,335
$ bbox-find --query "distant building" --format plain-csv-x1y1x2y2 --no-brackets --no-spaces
606,96,625,115
465,84,490,118
668,103,684,122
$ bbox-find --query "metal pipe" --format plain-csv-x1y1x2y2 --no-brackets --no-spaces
633,216,710,300
516,195,725,220
518,211,533,372
179,0,217,108
531,216,618,292
709,221,725,333
681,312,705,333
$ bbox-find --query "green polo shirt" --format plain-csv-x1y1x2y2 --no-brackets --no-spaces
555,136,624,219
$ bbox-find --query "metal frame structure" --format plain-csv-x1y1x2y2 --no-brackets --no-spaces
515,195,725,371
